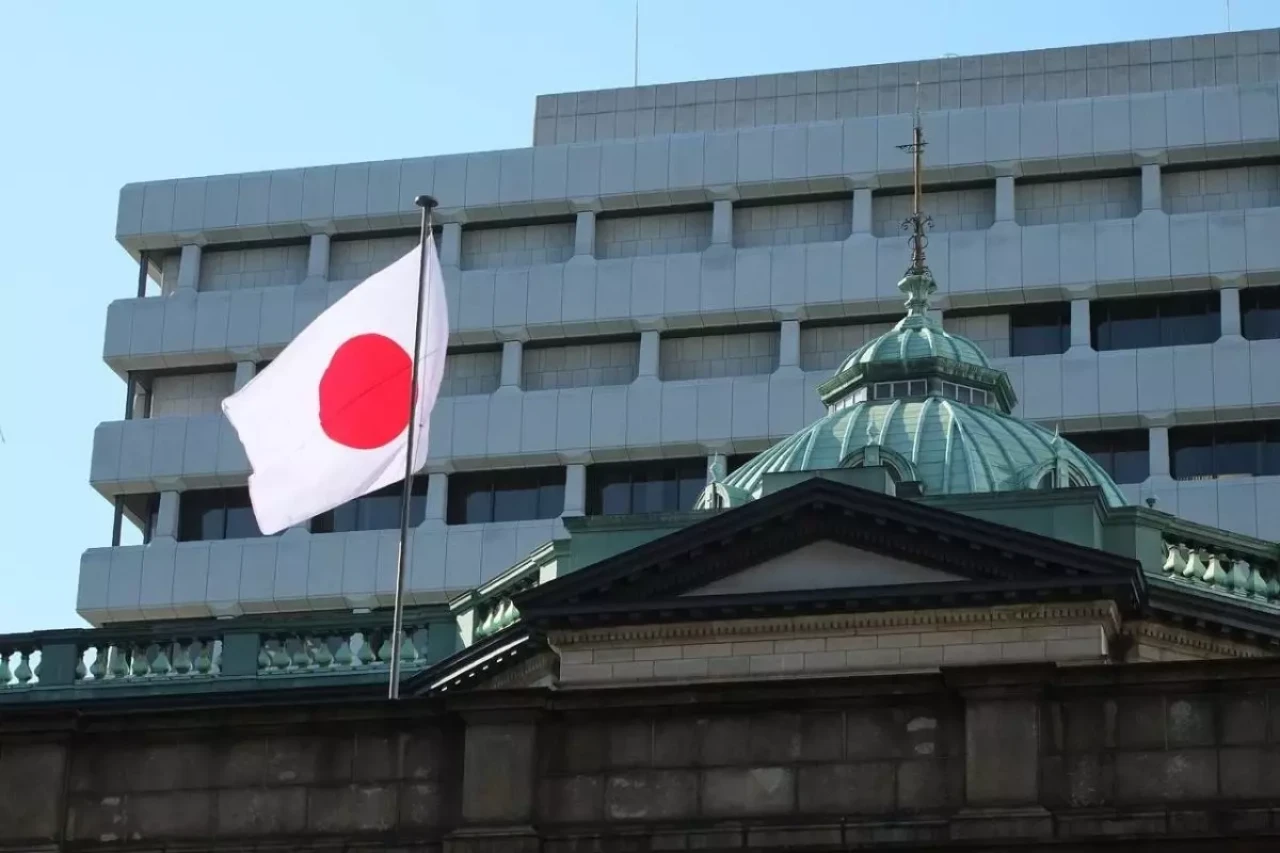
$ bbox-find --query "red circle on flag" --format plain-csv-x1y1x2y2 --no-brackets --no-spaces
318,333,412,450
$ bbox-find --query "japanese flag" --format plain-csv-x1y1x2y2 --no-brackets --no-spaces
222,236,449,535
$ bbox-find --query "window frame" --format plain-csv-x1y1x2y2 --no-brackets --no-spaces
1091,293,1220,352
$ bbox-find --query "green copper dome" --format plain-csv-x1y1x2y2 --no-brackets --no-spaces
704,396,1128,508
699,268,1129,510
834,273,991,375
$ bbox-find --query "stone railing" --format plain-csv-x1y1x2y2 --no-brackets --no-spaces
1159,537,1280,602
0,607,456,697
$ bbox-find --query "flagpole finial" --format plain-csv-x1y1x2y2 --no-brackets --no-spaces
415,194,439,210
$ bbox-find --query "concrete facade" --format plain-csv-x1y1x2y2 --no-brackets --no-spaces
87,27,1280,625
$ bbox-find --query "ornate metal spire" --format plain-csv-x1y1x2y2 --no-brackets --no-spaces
896,83,936,319
898,83,932,278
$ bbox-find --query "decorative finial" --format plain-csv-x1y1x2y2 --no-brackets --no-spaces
897,82,932,280
896,82,935,319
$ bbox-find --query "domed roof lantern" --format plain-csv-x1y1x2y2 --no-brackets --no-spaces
817,94,1016,414
697,96,1128,512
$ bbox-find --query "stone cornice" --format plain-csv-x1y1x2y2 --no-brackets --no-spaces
1125,619,1272,660
548,600,1123,647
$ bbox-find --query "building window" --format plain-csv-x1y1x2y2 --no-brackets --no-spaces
310,479,429,534
869,379,990,406
1009,303,1070,357
726,454,754,474
587,458,707,516
872,379,928,400
178,488,262,541
447,467,566,525
1169,422,1280,480
1068,430,1150,484
1092,293,1219,351
1242,287,1280,341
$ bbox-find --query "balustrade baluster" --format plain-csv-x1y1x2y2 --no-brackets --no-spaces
312,636,334,669
0,651,12,686
108,644,130,679
89,644,107,681
356,631,376,666
334,635,354,667
151,643,173,677
172,640,192,675
271,636,291,672
193,640,213,675
131,644,152,678
290,636,312,670
14,651,33,685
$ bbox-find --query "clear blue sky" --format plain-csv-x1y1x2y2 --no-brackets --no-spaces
0,0,1273,633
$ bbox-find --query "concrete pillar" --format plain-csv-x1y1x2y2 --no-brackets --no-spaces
1141,164,1162,211
638,330,660,378
1149,426,1171,479
176,244,202,294
995,176,1016,222
1068,298,1093,351
499,340,523,389
852,188,873,234
306,233,331,280
424,473,448,525
711,199,734,245
777,320,801,371
440,222,463,267
561,464,587,518
1220,287,1242,338
132,383,149,420
234,361,257,391
574,210,597,257
152,491,180,543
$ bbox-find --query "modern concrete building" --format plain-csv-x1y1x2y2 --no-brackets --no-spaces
84,26,1280,629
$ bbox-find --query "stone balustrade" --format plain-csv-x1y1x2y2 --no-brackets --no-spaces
0,608,455,696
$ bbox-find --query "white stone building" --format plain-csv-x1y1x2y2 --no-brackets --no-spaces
83,26,1280,625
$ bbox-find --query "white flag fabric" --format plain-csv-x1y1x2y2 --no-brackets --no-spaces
222,236,449,535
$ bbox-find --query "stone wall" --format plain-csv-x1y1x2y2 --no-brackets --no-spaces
8,658,1280,851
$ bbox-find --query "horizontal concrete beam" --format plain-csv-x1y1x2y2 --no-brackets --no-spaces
102,206,1280,377
116,84,1280,250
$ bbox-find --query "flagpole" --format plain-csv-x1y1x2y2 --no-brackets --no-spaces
388,193,438,700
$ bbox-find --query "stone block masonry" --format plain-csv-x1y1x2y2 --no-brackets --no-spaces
9,658,1280,851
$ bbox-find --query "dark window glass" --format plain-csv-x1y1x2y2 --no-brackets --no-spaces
1068,430,1150,484
586,458,707,516
446,467,566,525
726,454,754,474
1242,287,1280,341
1010,303,1071,357
178,488,262,541
1170,422,1280,480
1092,293,1219,351
310,479,429,534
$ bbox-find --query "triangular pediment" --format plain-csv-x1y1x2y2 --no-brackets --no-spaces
514,477,1143,629
681,540,965,596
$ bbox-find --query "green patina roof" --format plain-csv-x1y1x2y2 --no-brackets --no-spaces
700,268,1128,509
835,274,991,374
707,396,1128,508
